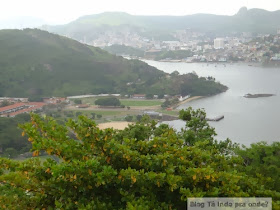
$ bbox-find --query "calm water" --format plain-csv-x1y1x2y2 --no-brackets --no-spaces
144,60,280,145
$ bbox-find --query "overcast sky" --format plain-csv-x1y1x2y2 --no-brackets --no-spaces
1,0,280,24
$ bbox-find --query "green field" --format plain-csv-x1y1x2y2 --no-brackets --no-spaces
72,110,134,116
120,100,162,107
159,110,179,116
63,109,141,124
80,97,97,104
78,98,163,107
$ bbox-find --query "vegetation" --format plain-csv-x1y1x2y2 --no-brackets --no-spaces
0,100,12,107
124,115,133,122
161,98,179,108
159,109,179,116
0,29,226,98
95,97,121,107
0,29,163,97
148,73,228,97
236,142,280,192
0,108,280,209
75,110,126,117
74,99,82,104
0,114,31,156
154,50,193,61
103,44,144,57
120,99,162,107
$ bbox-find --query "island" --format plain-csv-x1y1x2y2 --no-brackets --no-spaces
244,93,275,98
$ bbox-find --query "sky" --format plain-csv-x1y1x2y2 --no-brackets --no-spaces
0,0,280,24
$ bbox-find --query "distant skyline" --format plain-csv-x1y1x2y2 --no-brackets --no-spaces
0,0,280,24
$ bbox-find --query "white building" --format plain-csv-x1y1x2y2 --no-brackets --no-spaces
214,38,225,49
196,46,202,51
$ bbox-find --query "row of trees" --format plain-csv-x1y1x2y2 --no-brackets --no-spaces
0,108,279,209
95,97,121,107
161,98,179,108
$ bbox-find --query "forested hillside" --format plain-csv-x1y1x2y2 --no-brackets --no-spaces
0,29,226,98
0,29,165,97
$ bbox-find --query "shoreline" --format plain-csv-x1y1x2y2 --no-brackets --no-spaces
140,58,280,68
174,96,203,108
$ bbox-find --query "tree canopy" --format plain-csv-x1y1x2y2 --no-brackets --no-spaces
0,108,279,209
95,97,121,107
0,113,31,155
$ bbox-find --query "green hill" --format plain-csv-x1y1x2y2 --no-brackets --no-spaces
0,29,165,97
103,45,144,57
0,29,227,98
42,8,280,41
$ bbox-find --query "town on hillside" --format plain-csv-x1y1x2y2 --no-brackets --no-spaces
83,29,280,64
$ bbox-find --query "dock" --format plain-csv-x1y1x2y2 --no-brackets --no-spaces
206,115,224,122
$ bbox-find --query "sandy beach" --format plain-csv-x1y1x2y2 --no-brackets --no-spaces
175,96,203,107
98,121,133,130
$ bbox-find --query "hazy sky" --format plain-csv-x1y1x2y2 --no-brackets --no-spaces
1,0,280,24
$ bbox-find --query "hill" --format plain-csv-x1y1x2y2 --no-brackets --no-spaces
0,29,164,98
0,29,227,98
103,45,144,57
42,8,280,42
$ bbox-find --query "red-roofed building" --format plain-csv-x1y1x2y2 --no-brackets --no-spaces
0,102,45,117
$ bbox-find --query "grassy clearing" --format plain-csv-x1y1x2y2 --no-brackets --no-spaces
120,100,162,107
73,110,122,116
69,97,103,105
76,98,163,107
81,98,96,105
72,110,141,117
159,110,179,116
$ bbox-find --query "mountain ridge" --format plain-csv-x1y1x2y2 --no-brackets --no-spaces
42,8,280,37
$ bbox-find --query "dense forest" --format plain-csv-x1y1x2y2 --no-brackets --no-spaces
154,50,193,61
0,114,31,157
0,29,226,98
103,44,144,57
0,108,279,209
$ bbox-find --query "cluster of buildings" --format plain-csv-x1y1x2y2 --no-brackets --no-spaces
148,32,280,63
79,27,280,64
82,31,152,50
0,102,45,117
0,97,67,117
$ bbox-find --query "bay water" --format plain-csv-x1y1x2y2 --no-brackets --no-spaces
144,60,280,145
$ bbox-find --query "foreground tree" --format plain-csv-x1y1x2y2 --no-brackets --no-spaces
0,108,279,209
236,141,280,192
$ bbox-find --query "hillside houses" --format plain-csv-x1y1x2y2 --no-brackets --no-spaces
90,27,280,64
0,97,28,103
0,102,45,117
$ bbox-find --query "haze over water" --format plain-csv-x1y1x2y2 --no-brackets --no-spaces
144,60,280,145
